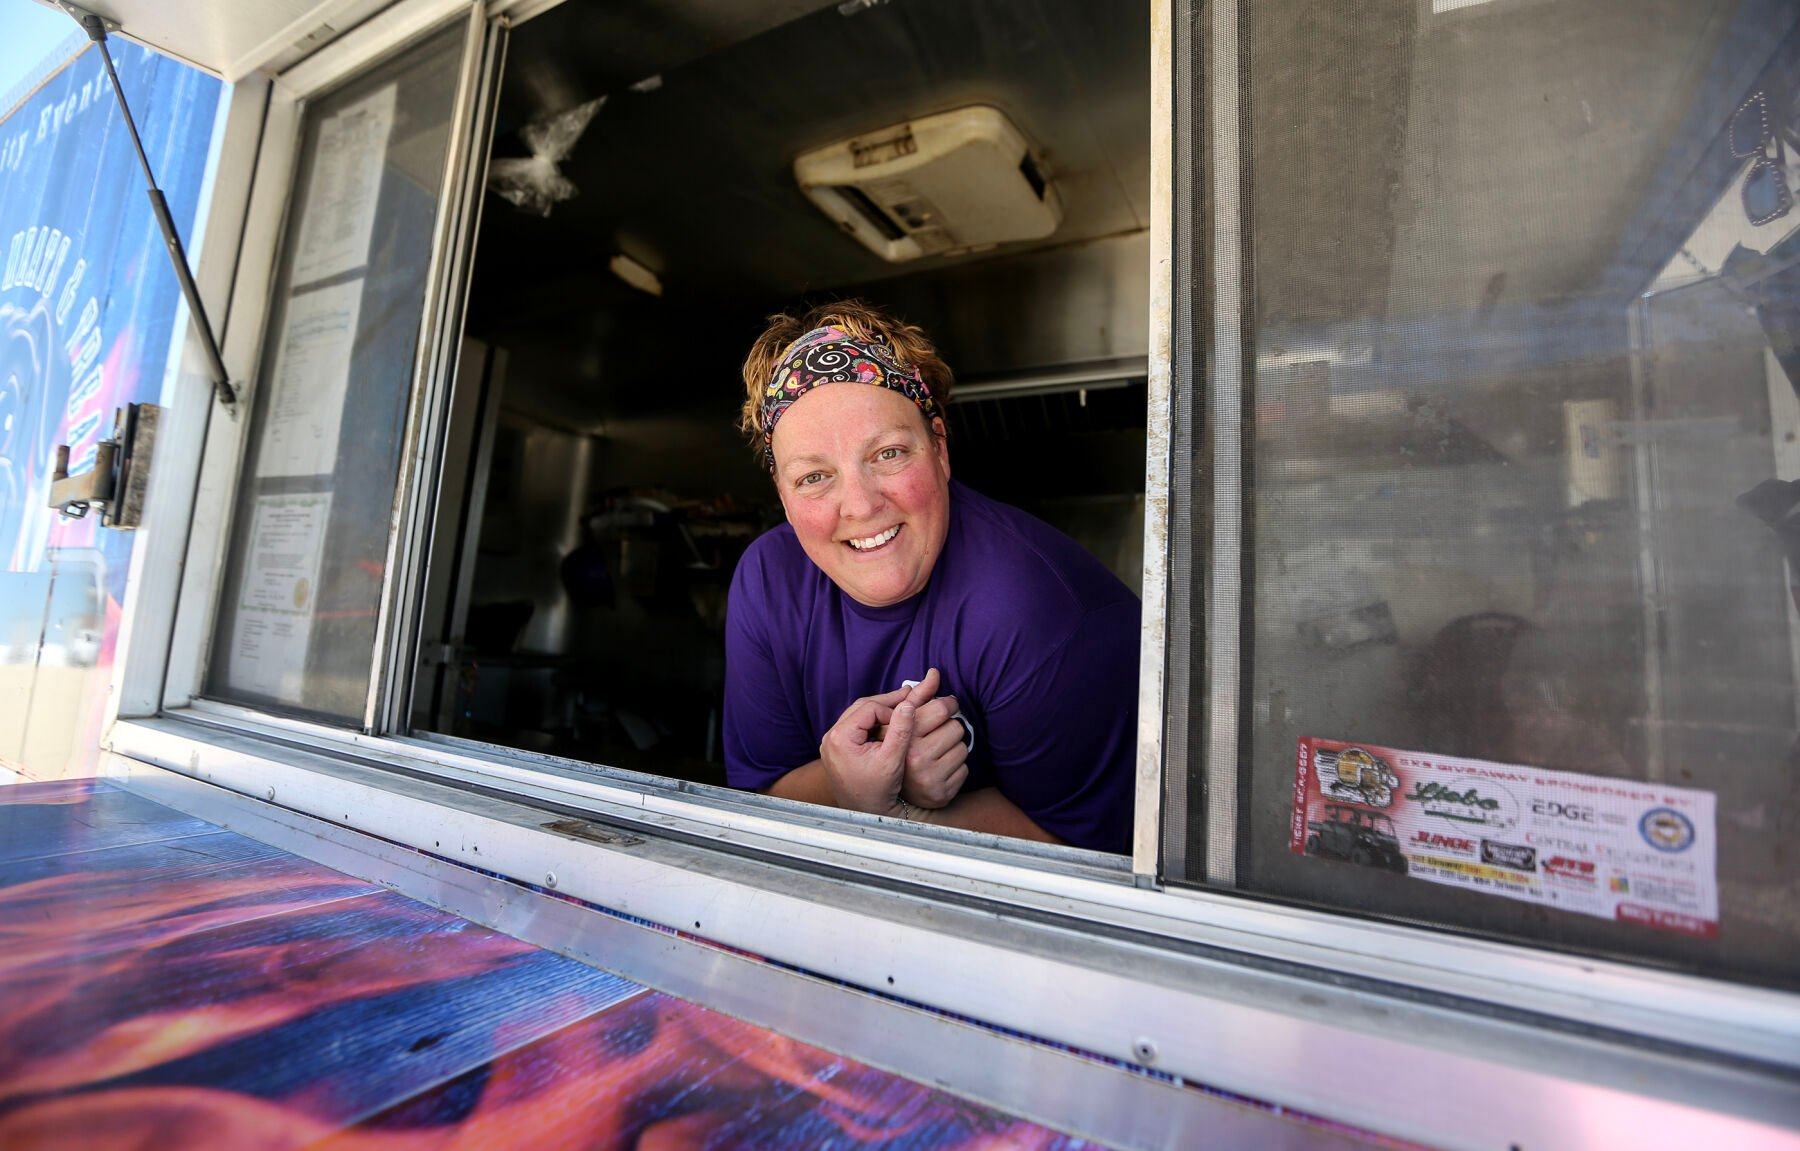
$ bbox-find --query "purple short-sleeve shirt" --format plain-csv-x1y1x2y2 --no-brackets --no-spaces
723,480,1140,853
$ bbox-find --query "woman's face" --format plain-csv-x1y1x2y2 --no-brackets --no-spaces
770,382,951,608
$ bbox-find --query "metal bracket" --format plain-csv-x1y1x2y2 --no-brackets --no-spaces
51,1,119,34
48,403,160,529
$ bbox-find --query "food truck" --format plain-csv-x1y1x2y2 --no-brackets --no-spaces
2,0,1798,1146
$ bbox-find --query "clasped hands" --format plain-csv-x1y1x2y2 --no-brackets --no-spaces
818,667,970,818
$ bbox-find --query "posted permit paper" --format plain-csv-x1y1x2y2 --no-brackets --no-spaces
1290,736,1718,938
228,493,331,704
292,83,396,284
256,279,362,479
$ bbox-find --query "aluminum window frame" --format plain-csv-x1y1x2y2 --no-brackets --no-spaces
112,696,1800,1077
365,5,504,734
1196,0,1248,889
104,68,270,725
1130,0,1177,881
102,1,1800,1131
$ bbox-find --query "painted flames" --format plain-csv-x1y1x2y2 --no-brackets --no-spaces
0,780,1093,1149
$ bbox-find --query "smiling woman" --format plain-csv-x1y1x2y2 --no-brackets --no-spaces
721,301,1142,853
771,382,950,610
747,310,954,610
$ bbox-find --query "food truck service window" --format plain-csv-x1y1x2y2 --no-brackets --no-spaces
1160,0,1800,988
169,0,1800,994
399,0,1154,855
161,0,1167,876
101,4,1797,1133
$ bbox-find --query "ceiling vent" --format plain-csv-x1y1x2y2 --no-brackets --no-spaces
795,106,1062,263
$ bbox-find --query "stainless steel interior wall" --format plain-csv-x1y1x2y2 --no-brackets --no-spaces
864,230,1151,379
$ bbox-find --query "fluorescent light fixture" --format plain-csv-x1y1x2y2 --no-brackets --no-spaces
1433,0,1498,12
609,253,663,297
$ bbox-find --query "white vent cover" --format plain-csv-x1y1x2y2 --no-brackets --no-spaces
794,106,1062,263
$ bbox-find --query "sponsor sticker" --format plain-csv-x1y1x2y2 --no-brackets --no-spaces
1542,856,1596,884
1639,807,1695,853
1480,840,1537,872
1291,737,1717,938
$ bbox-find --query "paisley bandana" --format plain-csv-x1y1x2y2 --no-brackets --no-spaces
760,325,941,469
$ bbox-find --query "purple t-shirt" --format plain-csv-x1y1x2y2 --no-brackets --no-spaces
723,480,1140,853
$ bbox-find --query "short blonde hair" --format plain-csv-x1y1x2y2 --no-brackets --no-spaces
738,299,954,459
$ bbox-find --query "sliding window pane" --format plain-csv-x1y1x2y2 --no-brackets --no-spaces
1172,0,1800,987
206,24,466,723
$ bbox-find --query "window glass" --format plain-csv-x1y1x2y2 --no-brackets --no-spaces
206,24,466,723
1170,0,1800,986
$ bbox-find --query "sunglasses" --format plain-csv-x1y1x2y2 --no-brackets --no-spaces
1731,88,1796,227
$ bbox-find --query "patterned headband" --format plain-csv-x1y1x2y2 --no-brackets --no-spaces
760,325,941,469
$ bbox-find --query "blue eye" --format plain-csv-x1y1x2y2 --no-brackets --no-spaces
797,471,826,487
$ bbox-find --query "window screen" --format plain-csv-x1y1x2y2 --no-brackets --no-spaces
1167,0,1800,988
206,23,467,724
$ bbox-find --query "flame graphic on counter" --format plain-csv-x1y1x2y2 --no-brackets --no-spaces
0,781,1095,1150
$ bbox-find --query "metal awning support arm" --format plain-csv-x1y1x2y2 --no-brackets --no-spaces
60,3,238,411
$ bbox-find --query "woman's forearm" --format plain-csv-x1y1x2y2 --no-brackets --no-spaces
759,758,836,807
763,768,1056,847
916,788,1060,844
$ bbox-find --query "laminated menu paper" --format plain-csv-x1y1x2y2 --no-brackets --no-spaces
1291,736,1718,938
291,83,396,285
256,278,362,479
228,493,331,704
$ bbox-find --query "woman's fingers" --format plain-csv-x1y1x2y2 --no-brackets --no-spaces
908,667,941,706
822,700,914,815
927,740,970,785
940,762,970,799
835,702,878,743
913,694,959,735
883,702,917,762
838,697,900,741
903,739,970,809
871,683,915,707
848,675,964,753
841,687,912,740
911,719,965,762
915,726,968,776
856,674,953,732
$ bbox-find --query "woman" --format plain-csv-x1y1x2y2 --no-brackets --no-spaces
722,300,1139,854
